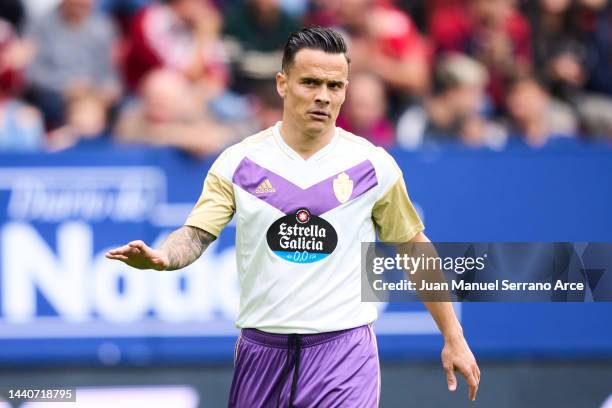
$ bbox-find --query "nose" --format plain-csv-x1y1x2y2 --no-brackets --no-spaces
314,85,331,106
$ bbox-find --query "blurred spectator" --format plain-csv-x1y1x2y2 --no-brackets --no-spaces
0,0,25,31
394,0,428,32
21,0,61,24
279,0,308,17
333,0,430,103
505,76,578,147
25,0,120,129
527,0,585,101
337,73,395,147
247,82,284,131
99,0,151,14
0,89,44,152
575,0,612,141
0,19,34,96
576,93,612,141
527,0,612,140
0,19,45,151
305,0,341,27
123,0,228,95
430,0,532,109
47,90,109,151
577,0,612,96
98,0,152,35
114,69,233,157
397,53,506,150
223,0,300,93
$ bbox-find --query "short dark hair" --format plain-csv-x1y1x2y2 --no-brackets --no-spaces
281,27,350,73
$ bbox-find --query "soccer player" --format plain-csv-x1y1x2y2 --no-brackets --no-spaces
106,27,480,407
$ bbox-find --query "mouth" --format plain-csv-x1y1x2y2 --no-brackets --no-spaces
307,110,330,120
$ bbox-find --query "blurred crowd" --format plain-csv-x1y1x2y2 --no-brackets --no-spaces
0,0,611,155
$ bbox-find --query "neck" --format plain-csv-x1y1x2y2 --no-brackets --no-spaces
279,119,335,160
60,11,86,26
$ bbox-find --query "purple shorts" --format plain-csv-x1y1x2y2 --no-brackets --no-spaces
228,325,380,408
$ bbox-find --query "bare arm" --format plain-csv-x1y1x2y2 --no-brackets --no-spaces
105,225,216,271
407,232,481,401
158,225,216,270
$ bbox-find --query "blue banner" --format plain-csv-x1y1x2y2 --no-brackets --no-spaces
0,144,611,365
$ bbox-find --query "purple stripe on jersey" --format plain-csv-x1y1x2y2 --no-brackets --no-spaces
232,157,378,216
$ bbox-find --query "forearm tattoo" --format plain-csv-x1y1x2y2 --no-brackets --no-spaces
158,226,216,270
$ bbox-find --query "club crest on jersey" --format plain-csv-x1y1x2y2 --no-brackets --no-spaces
296,209,310,223
333,172,353,204
266,208,338,264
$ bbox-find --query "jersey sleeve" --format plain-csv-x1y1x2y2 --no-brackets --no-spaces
184,150,235,237
372,151,424,242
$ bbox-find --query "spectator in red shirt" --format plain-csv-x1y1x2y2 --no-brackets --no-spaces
0,19,45,151
123,0,228,94
430,0,532,109
334,0,431,99
0,18,31,95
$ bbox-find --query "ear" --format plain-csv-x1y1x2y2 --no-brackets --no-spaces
276,71,287,99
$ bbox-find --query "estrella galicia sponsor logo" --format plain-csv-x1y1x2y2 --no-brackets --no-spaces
266,208,338,263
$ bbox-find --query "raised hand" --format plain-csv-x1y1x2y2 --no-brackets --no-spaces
105,240,169,271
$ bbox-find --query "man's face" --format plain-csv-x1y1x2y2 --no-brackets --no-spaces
276,49,349,137
61,0,94,21
507,80,548,122
471,0,513,28
346,74,385,130
448,85,484,117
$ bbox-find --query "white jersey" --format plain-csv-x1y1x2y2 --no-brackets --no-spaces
185,123,424,334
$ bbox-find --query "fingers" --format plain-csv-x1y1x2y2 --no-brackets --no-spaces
445,366,457,392
106,240,168,271
129,240,152,256
106,241,150,257
105,253,129,262
465,370,478,401
106,244,132,256
446,363,480,401
460,365,479,401
128,240,147,248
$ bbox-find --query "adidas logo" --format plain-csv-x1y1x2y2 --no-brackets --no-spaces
255,179,276,194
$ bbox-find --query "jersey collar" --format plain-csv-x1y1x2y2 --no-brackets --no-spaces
273,121,339,162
